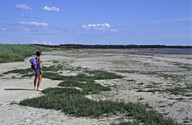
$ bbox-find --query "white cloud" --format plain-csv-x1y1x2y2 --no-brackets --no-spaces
110,29,118,32
20,22,48,27
32,40,56,45
82,23,118,32
15,4,32,10
32,40,38,44
104,23,111,28
42,41,53,45
43,6,60,12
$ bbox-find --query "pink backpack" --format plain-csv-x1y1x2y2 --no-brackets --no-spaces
29,57,38,70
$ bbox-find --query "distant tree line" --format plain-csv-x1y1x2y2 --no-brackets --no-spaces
34,44,192,49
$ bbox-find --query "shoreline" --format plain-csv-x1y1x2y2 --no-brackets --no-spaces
86,48,192,55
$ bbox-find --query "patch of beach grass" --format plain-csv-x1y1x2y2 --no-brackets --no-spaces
3,67,32,75
166,87,190,96
127,79,136,82
175,98,184,101
53,60,60,64
137,86,190,96
137,83,144,85
20,88,178,125
87,70,123,80
19,70,178,125
42,72,64,80
145,85,155,88
59,76,111,94
20,88,124,117
43,64,63,72
170,61,192,71
42,69,123,82
3,67,34,78
137,89,145,92
0,44,57,63
2,65,64,78
115,70,184,82
179,64,192,71
111,121,140,125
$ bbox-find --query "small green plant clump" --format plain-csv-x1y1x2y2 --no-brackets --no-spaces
2,65,64,78
111,121,140,125
137,86,190,96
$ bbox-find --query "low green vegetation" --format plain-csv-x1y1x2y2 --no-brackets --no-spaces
58,75,111,94
43,64,63,72
111,121,140,125
86,70,123,80
20,87,178,125
137,86,190,96
2,64,64,78
169,61,192,71
0,44,58,63
3,67,32,75
179,63,192,71
3,64,119,94
16,66,178,125
115,70,184,82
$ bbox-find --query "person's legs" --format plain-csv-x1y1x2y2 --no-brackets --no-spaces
34,73,37,90
37,72,42,90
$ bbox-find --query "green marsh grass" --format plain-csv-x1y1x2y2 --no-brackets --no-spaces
87,70,123,80
20,87,178,125
0,44,57,63
18,67,178,125
137,87,190,96
59,76,111,94
115,70,184,82
3,67,32,75
111,121,140,125
2,65,64,78
170,61,192,71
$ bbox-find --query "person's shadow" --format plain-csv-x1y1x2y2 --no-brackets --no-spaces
4,88,34,91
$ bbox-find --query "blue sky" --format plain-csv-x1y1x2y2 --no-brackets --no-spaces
0,0,191,45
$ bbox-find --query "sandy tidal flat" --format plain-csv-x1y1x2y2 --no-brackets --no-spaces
0,49,192,125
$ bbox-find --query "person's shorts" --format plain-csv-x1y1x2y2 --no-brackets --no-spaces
34,67,41,73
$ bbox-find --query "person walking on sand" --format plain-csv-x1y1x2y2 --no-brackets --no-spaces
34,51,42,91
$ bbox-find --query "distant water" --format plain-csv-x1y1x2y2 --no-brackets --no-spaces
135,49,192,55
103,49,192,55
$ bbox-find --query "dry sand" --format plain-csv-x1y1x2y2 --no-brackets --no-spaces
0,49,191,125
